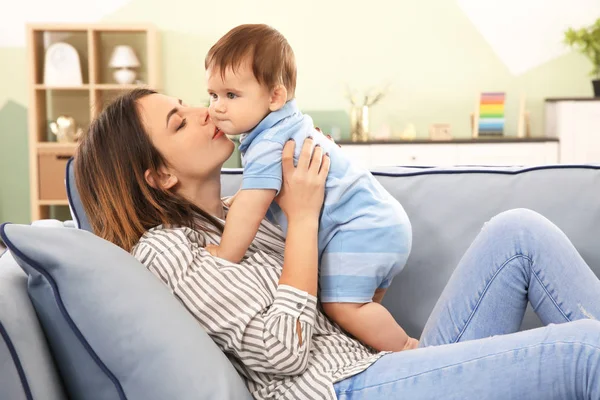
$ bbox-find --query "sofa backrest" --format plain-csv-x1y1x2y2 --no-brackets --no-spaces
68,161,600,338
66,158,91,232
221,165,600,338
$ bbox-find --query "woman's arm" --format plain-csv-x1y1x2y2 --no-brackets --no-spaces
277,138,329,296
134,138,330,376
276,138,329,345
141,236,318,376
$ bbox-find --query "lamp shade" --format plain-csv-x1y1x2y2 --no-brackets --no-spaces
108,45,140,68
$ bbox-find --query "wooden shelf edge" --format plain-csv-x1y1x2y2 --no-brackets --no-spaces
27,23,155,32
90,23,155,32
27,24,89,32
38,200,70,206
93,83,152,90
35,84,90,90
36,143,79,155
36,143,79,149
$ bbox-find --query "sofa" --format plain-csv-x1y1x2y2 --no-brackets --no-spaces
2,161,600,399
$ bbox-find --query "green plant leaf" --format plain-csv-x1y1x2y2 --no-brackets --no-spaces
564,17,600,78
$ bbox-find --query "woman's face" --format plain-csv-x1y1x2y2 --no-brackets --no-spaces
137,93,235,184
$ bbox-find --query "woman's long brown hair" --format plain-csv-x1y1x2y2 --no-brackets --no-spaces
75,88,223,252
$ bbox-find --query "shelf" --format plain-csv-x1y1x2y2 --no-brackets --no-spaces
31,29,89,85
90,24,154,33
34,84,151,90
29,25,88,33
29,23,154,33
39,200,70,206
37,143,78,151
35,84,90,90
27,22,159,221
336,137,559,145
93,84,148,90
545,97,600,102
95,30,149,85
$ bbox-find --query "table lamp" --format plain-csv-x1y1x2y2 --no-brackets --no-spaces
109,45,140,84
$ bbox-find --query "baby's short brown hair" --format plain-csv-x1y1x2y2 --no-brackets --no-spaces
205,24,296,99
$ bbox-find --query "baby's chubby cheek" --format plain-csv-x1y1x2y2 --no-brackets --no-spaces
208,108,224,126
207,105,218,120
211,117,235,136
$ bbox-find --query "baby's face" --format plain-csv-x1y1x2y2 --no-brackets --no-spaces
206,61,271,135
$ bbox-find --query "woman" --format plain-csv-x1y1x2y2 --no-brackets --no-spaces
76,88,600,399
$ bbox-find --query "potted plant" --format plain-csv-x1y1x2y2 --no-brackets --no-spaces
564,17,600,97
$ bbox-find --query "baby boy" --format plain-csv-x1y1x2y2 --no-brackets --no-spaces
205,24,414,352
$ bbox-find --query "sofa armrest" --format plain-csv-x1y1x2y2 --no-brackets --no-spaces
31,220,75,228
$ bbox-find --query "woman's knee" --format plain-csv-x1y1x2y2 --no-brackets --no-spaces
484,208,555,236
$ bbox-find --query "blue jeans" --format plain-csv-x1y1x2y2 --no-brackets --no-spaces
334,209,600,399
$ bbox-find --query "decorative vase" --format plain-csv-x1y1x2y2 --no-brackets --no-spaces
350,105,370,142
593,79,600,98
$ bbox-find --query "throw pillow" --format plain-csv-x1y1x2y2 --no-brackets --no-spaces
0,250,66,400
0,223,251,400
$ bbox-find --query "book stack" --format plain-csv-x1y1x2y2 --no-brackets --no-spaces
476,92,505,137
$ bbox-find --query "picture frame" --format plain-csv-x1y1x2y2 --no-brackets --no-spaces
429,123,452,140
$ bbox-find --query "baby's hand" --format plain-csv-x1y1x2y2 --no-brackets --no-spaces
223,189,240,207
205,244,220,258
402,337,419,351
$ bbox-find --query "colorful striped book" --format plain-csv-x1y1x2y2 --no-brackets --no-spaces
473,92,505,137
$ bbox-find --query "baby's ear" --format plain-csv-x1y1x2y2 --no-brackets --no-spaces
269,84,288,111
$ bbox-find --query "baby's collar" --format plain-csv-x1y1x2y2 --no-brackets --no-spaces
238,99,299,152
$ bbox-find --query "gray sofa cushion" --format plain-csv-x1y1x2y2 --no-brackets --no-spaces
69,163,600,337
373,165,600,337
0,251,66,400
220,165,600,338
0,223,251,400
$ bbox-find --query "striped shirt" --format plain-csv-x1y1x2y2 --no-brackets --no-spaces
131,208,385,399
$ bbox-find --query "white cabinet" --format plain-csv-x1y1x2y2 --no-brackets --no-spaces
455,143,559,166
339,140,559,168
375,144,458,166
545,99,600,164
338,145,372,169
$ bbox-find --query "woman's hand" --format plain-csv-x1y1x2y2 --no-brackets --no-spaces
275,137,330,223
